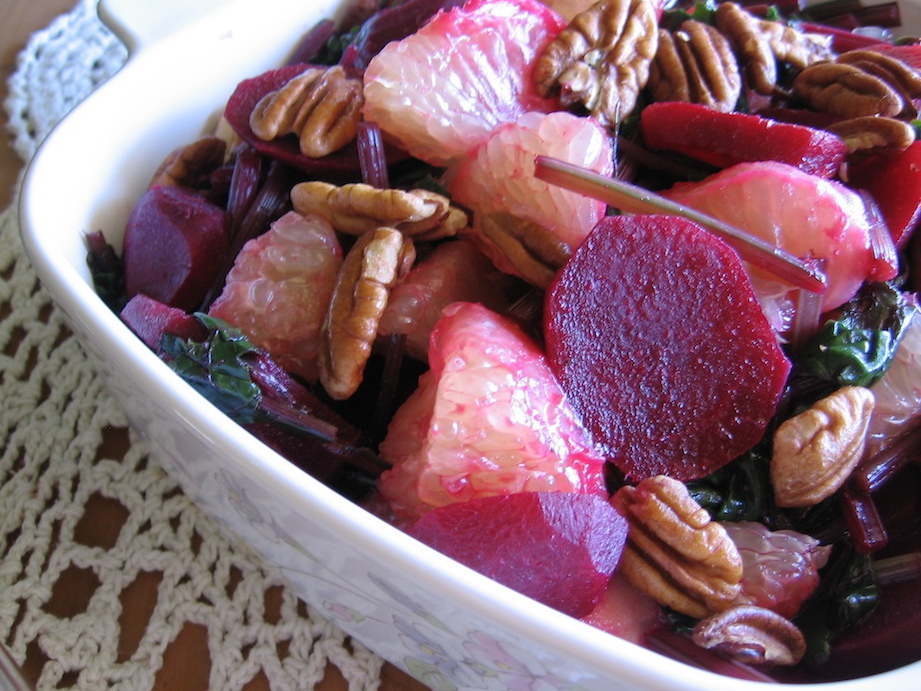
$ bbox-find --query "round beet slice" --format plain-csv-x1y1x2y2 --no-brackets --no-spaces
544,214,790,482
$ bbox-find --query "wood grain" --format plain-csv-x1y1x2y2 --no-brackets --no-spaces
0,2,429,689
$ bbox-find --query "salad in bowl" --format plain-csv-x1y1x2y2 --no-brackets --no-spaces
19,0,921,687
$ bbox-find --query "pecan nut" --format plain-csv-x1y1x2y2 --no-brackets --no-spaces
319,228,416,400
825,115,916,155
716,2,833,95
534,0,659,127
649,20,742,112
291,181,466,239
771,386,875,508
249,65,363,158
475,212,571,289
836,49,921,119
792,62,905,119
149,136,227,189
612,475,743,619
692,605,807,666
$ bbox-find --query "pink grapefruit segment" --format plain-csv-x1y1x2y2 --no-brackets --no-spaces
663,161,896,311
362,0,566,166
378,301,607,521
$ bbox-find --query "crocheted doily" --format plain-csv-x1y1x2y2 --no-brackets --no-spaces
0,1,383,688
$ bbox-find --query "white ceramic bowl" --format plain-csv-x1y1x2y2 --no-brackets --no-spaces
18,1,921,689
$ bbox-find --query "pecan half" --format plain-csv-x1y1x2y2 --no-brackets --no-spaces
249,65,363,158
612,475,743,619
716,2,833,95
649,20,741,112
475,212,571,289
836,49,921,119
792,62,905,119
692,605,807,666
759,15,834,71
291,181,466,239
534,0,659,127
149,136,227,189
319,228,416,400
825,115,916,155
771,386,875,508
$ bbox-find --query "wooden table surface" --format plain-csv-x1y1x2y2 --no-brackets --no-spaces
0,2,428,689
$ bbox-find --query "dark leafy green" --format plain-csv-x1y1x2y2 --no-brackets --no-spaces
160,313,265,424
686,449,772,523
85,230,126,312
160,314,342,443
796,282,917,389
795,545,879,666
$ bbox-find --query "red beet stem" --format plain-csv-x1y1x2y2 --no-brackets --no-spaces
822,13,861,30
226,147,265,239
370,332,406,445
850,1,901,27
258,395,339,442
855,417,921,493
358,120,390,188
805,0,864,21
840,480,890,554
199,161,295,311
872,552,921,586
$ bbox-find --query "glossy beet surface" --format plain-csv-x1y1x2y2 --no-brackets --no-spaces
407,491,628,618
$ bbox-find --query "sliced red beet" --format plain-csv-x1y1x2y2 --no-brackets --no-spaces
223,64,407,179
544,215,790,482
119,293,208,351
407,492,628,618
122,185,229,311
848,141,921,249
640,102,846,178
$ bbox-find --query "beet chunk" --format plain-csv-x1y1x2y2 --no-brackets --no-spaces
544,215,790,482
122,185,229,311
120,294,208,351
407,492,627,618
